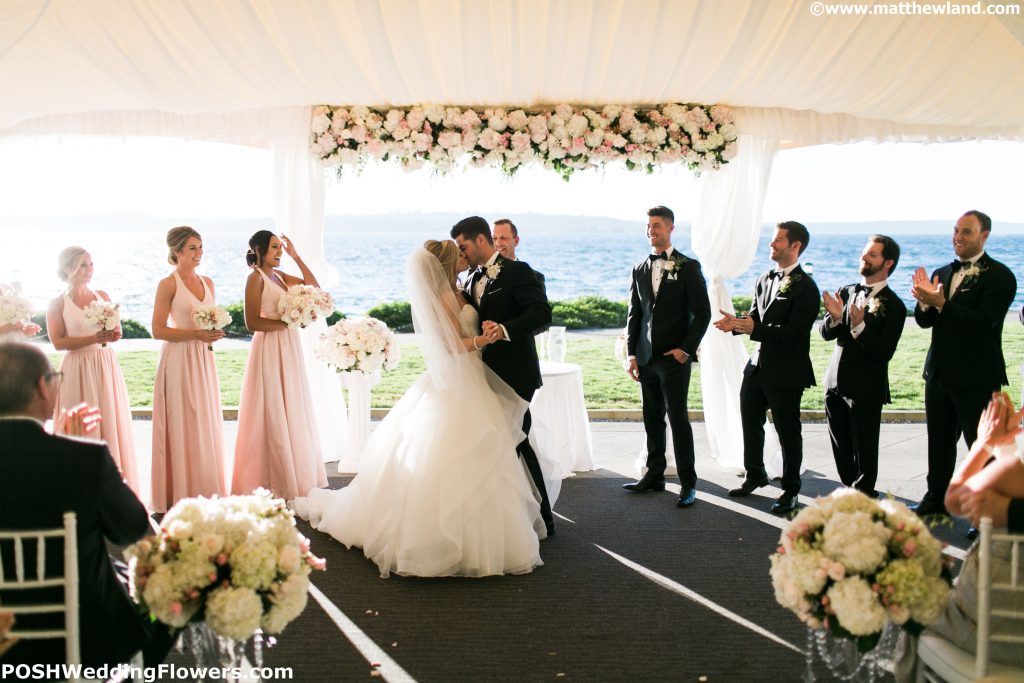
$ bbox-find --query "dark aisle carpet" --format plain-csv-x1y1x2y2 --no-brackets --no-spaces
275,471,858,682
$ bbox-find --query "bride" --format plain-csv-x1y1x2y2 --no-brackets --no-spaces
293,239,547,578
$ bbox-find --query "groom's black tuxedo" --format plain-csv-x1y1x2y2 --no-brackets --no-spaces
913,252,1017,507
0,419,172,667
626,249,711,488
465,254,554,532
820,283,907,494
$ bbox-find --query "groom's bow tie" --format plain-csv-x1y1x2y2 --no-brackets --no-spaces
767,269,784,281
949,259,970,273
649,252,668,262
854,283,871,295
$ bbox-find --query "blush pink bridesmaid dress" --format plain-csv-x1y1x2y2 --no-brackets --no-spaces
231,269,326,500
151,272,228,513
53,291,139,495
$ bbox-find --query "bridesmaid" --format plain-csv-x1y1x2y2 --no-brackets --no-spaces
151,226,228,513
45,247,139,494
231,231,326,500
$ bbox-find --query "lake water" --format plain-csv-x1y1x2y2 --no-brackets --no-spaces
9,227,1024,323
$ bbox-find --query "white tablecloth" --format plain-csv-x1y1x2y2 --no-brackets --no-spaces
531,361,595,477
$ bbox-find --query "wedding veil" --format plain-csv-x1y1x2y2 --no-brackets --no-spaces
406,247,472,393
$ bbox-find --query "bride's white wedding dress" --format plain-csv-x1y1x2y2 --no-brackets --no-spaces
293,249,544,578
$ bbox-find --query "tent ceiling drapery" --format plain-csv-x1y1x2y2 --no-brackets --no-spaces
2,0,1024,142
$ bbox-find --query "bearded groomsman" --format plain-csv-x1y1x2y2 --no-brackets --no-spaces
820,235,907,498
909,210,1017,517
622,206,711,508
716,221,819,514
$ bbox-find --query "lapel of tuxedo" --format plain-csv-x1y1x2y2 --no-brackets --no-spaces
640,260,656,307
950,253,988,303
478,255,504,309
939,263,957,301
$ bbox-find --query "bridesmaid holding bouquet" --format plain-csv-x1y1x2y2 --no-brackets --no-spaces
45,247,139,494
151,226,228,513
231,231,326,500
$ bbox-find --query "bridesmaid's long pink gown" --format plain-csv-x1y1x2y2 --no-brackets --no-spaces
53,291,140,495
231,269,326,500
151,272,228,513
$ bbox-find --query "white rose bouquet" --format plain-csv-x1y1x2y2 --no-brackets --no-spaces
613,326,630,371
769,489,952,651
82,300,120,347
316,316,400,375
193,305,232,351
277,285,334,329
125,490,326,641
0,289,33,327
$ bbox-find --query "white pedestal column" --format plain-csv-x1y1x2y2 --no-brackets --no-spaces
335,370,381,473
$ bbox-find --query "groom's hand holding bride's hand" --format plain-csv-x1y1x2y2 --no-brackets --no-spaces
481,320,505,343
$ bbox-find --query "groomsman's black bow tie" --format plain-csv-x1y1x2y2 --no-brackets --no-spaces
950,260,970,273
767,269,784,280
854,284,871,295
649,252,668,262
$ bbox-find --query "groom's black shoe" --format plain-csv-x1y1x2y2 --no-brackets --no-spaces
676,487,696,508
545,523,556,539
770,493,797,515
622,476,665,493
728,478,770,497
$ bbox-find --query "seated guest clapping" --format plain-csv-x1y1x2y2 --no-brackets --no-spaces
0,342,174,668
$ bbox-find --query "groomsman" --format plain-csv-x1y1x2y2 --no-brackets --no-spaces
623,206,711,507
820,235,907,498
909,210,1017,517
493,218,546,288
716,221,819,514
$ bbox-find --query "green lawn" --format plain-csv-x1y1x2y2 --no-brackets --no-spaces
53,323,1024,410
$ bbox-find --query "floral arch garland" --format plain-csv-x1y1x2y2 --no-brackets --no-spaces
310,102,737,180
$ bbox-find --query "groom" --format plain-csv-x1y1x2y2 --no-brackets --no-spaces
451,216,555,537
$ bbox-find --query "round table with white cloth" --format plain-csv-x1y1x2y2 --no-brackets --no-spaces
530,361,595,478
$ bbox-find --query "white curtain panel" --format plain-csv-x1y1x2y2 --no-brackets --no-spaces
270,107,347,463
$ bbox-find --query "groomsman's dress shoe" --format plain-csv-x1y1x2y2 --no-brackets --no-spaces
909,499,950,518
622,477,666,492
728,479,770,497
676,487,697,508
770,493,797,514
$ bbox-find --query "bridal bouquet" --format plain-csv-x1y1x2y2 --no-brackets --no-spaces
316,316,400,375
277,285,334,329
770,489,952,651
82,300,120,347
125,490,326,641
193,305,232,351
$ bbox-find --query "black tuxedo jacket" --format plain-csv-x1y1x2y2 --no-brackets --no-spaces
0,419,151,667
626,253,711,366
746,265,819,389
820,284,907,404
467,255,552,401
914,253,1016,389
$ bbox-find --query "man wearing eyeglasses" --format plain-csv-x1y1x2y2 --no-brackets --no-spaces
0,342,174,668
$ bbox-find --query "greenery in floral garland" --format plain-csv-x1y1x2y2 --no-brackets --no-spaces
311,103,737,180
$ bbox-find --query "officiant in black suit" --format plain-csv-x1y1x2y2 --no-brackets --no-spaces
716,221,819,514
452,216,555,536
622,206,710,507
0,342,174,668
908,210,1017,517
820,235,907,498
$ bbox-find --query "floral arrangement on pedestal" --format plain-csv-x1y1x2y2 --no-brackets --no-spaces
311,102,737,180
125,490,326,641
277,285,334,329
770,489,952,651
316,316,401,375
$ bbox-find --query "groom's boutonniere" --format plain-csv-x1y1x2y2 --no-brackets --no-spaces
485,259,503,281
778,273,801,295
960,261,986,286
662,254,688,280
866,297,885,317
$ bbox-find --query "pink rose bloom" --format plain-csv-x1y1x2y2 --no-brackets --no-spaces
413,133,431,152
313,105,330,117
507,109,528,130
406,108,425,130
478,128,502,151
384,109,403,132
437,131,462,150
460,109,482,130
721,142,738,160
510,131,531,152
461,129,478,149
392,124,410,141
571,137,587,154
619,109,638,132
351,125,368,144
710,105,735,124
555,103,574,120
366,139,388,158
444,107,462,128
528,116,549,143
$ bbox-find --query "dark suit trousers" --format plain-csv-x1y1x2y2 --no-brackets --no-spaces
923,379,995,502
740,368,804,495
518,409,553,529
825,389,883,494
638,357,696,488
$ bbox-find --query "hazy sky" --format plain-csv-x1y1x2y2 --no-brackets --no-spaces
0,136,1021,225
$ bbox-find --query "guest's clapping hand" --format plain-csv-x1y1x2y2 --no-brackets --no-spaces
57,403,101,437
958,488,1011,528
822,290,844,320
0,610,17,658
714,310,753,335
910,267,945,308
849,302,865,328
976,392,1024,448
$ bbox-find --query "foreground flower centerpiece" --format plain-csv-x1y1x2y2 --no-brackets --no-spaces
278,285,334,329
316,316,400,375
125,490,326,641
770,489,952,651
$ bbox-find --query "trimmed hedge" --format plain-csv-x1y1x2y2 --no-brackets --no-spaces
366,301,414,332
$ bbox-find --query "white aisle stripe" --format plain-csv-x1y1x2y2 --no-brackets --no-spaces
594,544,806,655
309,583,418,683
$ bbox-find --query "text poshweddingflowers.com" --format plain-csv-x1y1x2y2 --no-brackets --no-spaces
0,663,294,682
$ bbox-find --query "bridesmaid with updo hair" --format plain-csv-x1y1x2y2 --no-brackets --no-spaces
45,246,139,494
231,230,326,500
150,226,228,512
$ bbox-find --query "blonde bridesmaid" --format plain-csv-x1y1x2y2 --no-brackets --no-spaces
231,230,326,500
151,226,228,513
45,247,139,494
